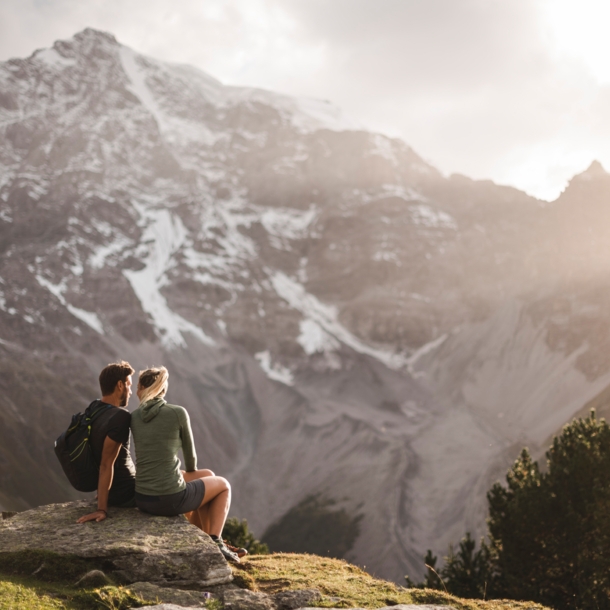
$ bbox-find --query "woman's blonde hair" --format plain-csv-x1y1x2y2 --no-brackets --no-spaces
138,366,169,405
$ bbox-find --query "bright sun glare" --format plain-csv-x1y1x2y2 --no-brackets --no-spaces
542,0,610,84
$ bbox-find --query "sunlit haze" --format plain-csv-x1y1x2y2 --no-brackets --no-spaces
2,0,609,200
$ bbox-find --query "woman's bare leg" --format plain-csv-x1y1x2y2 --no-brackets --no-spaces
184,509,201,529
183,469,215,480
183,469,214,532
185,476,237,561
185,476,231,538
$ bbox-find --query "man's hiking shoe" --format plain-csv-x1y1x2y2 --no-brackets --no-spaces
215,538,240,563
226,543,248,558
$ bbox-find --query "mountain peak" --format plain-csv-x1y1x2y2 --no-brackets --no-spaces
578,160,607,179
73,28,118,46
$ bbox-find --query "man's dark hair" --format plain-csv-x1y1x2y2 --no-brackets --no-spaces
99,361,135,396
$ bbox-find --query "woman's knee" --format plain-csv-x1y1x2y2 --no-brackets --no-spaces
217,476,230,492
202,476,231,504
209,476,230,495
201,469,215,477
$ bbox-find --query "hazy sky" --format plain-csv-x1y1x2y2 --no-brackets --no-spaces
2,0,610,200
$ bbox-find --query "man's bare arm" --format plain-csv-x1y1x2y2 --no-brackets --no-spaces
76,436,122,523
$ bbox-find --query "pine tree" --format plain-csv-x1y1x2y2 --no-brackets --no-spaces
423,549,444,590
487,410,610,610
442,533,492,599
405,549,444,590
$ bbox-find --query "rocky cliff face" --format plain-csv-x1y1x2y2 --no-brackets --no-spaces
2,28,610,583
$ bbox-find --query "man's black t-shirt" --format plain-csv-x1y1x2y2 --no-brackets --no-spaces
89,400,136,506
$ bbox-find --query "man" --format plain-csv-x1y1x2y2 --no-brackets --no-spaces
77,361,136,523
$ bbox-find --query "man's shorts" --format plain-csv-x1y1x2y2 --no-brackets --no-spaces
135,479,205,516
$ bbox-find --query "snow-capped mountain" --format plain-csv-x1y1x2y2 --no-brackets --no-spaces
3,28,610,582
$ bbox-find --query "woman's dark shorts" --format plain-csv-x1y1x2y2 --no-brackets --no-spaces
135,479,205,516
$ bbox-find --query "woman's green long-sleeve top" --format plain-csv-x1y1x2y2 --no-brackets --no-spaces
130,397,197,496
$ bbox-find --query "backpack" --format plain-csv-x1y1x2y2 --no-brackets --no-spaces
54,401,113,492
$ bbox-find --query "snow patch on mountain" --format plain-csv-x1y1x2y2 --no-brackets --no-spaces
34,47,76,69
120,47,166,132
406,333,448,377
120,43,356,150
369,134,399,165
409,204,457,229
298,319,340,355
289,95,361,133
89,219,132,269
35,275,103,333
225,86,360,134
255,350,294,385
261,206,317,249
120,46,217,152
358,184,424,204
271,271,407,369
123,202,214,349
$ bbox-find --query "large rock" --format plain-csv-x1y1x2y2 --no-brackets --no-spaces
0,501,232,587
298,607,455,610
223,588,276,610
128,582,212,607
273,589,322,610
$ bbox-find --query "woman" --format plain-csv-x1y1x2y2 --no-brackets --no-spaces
130,366,240,563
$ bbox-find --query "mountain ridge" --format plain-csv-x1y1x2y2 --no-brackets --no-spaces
2,28,610,585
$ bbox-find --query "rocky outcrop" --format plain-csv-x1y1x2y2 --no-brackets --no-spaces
129,582,213,607
145,604,453,610
0,501,232,587
274,589,322,610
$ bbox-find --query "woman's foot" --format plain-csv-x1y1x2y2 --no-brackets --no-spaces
212,536,240,563
226,543,248,558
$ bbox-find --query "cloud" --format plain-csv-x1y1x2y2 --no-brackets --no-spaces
2,0,610,199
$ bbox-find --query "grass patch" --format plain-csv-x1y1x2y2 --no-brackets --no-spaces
0,550,109,583
0,573,153,609
0,578,64,610
0,550,551,610
235,553,550,610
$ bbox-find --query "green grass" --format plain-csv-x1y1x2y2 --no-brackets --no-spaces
0,578,64,610
0,550,551,610
233,553,550,610
0,550,106,583
0,574,151,610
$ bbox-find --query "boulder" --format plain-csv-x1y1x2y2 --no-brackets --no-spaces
74,569,113,587
223,588,276,610
136,607,456,610
128,582,212,607
273,589,322,609
222,588,324,610
0,501,232,588
140,605,204,610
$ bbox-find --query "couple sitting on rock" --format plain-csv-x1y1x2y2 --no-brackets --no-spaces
76,361,242,563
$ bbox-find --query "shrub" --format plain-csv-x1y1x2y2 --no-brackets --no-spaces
222,517,269,555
